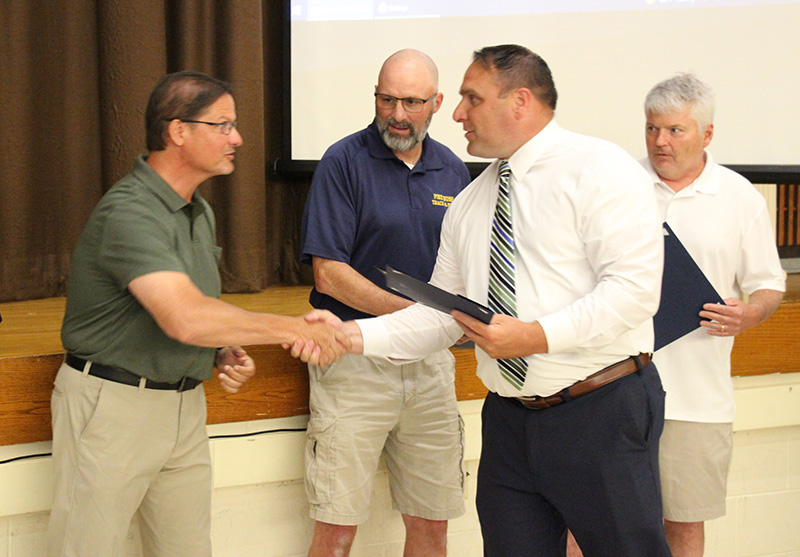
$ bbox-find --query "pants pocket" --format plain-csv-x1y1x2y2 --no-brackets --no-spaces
304,415,337,505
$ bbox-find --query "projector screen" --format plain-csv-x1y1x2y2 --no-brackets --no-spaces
286,0,800,167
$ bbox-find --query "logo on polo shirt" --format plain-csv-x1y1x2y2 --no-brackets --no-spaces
431,193,454,207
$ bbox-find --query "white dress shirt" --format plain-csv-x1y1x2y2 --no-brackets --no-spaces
644,152,786,422
359,121,664,397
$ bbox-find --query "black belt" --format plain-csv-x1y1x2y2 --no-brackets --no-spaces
65,353,202,392
515,353,651,410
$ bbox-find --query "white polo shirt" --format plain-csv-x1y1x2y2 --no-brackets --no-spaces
643,152,785,422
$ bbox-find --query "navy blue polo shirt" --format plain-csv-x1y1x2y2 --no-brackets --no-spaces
301,121,470,321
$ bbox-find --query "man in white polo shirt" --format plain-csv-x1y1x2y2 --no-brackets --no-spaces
642,73,785,556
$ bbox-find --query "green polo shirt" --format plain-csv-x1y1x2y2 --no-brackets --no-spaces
61,155,221,382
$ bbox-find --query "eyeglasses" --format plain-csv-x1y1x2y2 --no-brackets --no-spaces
166,119,238,135
374,93,436,113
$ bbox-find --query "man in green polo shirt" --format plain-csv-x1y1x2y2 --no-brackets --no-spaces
47,71,349,557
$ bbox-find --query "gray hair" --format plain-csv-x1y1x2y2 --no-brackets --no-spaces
644,73,715,133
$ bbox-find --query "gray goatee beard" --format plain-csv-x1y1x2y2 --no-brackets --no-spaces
376,111,432,152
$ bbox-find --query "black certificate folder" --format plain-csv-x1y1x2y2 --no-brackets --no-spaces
381,266,494,324
653,222,725,351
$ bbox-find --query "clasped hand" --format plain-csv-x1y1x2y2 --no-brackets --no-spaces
215,346,256,393
282,310,359,366
451,310,547,359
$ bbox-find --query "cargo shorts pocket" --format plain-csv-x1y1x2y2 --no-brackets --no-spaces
309,357,345,384
304,415,337,505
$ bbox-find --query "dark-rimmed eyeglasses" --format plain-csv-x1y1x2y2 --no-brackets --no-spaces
374,93,436,113
165,119,238,135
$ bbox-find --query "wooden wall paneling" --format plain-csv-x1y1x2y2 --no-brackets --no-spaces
2,280,797,447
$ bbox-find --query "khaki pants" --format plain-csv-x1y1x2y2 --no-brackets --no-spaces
47,363,212,557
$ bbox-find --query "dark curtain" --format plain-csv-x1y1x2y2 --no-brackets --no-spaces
0,0,310,303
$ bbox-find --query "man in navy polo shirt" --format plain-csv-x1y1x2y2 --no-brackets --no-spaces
300,49,471,556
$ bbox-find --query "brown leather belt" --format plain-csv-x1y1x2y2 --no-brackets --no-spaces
65,353,202,392
515,353,651,410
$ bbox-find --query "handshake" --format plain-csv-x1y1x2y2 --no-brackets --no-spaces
216,310,363,395
282,309,363,367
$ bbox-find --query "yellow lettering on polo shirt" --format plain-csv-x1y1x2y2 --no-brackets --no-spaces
431,193,454,207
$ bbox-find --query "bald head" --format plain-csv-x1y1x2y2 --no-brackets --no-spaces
374,49,442,159
378,49,439,92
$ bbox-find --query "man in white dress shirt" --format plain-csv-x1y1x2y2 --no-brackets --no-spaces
643,73,785,557
292,44,674,556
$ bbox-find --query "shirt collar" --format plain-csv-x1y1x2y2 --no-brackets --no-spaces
133,155,204,213
691,151,719,194
503,119,562,180
365,120,443,171
644,150,719,196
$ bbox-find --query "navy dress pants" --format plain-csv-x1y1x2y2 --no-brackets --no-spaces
476,363,671,557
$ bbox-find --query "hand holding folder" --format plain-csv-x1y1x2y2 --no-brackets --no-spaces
380,223,723,353
380,266,494,324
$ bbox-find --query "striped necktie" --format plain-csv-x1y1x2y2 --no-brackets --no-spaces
488,160,528,390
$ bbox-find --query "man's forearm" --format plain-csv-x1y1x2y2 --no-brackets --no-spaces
129,271,343,350
357,303,463,359
745,289,784,327
313,257,413,316
175,298,304,347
